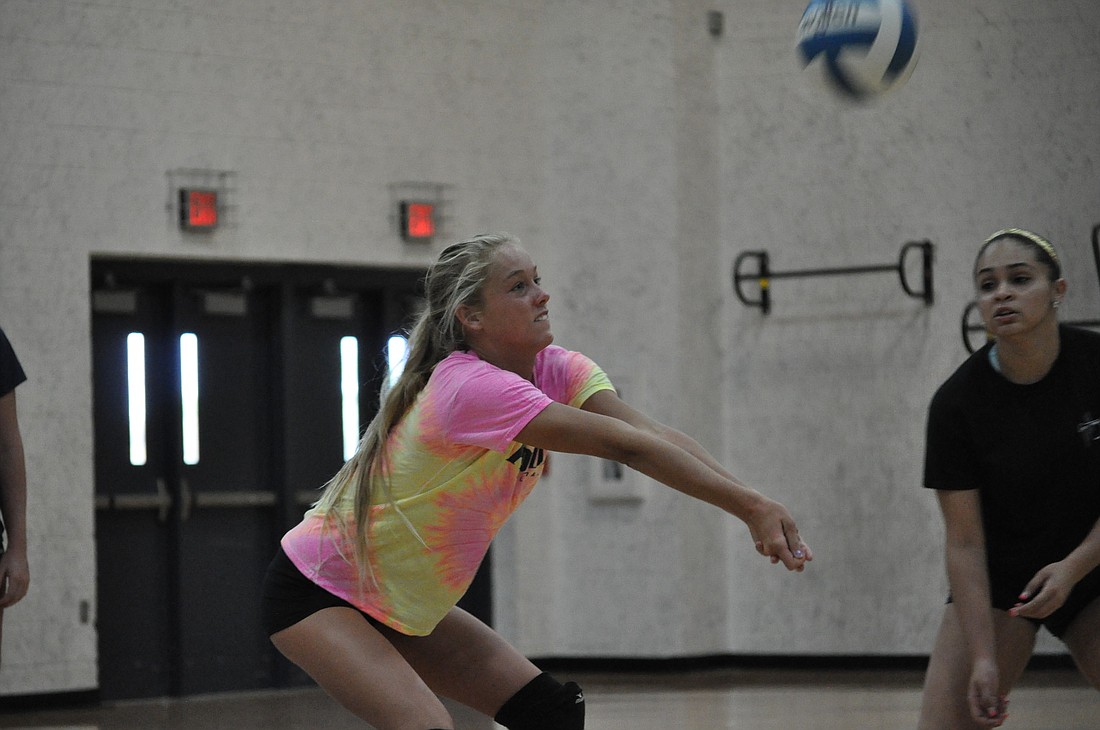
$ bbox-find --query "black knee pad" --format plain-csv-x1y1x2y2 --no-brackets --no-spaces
494,671,585,730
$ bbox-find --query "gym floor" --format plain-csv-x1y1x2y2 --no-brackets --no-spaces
3,666,1098,729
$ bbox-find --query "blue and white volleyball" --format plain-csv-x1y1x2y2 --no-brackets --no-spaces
797,0,919,100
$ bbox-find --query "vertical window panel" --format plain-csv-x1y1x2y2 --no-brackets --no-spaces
340,336,360,461
180,333,200,465
126,333,147,466
386,334,409,390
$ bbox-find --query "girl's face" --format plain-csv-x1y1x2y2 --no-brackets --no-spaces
974,239,1065,340
462,244,552,357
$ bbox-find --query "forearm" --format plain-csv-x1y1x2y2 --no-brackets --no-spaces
655,426,739,484
1062,518,1100,584
0,444,28,554
945,542,998,665
618,429,765,520
0,392,27,554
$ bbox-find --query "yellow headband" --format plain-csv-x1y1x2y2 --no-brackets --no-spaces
985,228,1059,268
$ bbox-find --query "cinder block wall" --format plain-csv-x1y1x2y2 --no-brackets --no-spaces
1,0,1097,694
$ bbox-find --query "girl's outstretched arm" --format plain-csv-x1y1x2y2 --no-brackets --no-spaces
517,392,811,571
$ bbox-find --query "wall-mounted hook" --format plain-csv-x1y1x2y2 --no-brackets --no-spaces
732,240,934,315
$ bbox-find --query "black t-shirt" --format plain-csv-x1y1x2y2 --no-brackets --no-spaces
924,326,1100,595
0,327,27,397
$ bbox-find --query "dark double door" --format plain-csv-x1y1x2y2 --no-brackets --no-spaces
91,259,423,699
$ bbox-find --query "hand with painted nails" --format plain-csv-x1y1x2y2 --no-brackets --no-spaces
746,496,812,572
967,660,1009,727
1008,560,1078,620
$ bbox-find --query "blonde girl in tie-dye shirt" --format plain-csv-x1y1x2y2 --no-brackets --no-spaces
282,344,613,635
265,233,812,730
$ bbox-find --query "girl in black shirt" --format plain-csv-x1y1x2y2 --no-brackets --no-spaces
919,230,1100,728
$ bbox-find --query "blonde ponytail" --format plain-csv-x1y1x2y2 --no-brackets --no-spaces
313,233,518,578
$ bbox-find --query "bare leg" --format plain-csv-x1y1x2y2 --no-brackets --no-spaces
270,606,454,730
386,606,543,717
918,605,1037,729
1062,597,1100,689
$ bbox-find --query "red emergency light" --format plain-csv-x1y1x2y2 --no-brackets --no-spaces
400,201,435,241
180,189,218,231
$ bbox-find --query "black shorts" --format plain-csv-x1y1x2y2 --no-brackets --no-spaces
260,547,386,637
1034,566,1100,639
950,564,1100,640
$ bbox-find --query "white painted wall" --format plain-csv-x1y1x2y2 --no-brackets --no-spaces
1,0,1097,694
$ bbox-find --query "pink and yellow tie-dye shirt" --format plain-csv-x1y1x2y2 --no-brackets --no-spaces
281,344,614,636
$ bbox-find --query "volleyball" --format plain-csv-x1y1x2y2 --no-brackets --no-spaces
796,0,919,100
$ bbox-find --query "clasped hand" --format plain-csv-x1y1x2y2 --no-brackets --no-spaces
747,497,813,572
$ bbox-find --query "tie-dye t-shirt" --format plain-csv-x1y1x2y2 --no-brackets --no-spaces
281,344,614,636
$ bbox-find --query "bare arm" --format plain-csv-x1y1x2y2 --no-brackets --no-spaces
516,390,811,571
0,390,29,608
937,488,1004,725
581,390,741,481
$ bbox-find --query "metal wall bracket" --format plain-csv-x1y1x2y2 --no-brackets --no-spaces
733,240,934,315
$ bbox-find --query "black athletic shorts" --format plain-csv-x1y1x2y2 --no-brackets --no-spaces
1036,566,1100,639
260,547,386,636
948,564,1100,639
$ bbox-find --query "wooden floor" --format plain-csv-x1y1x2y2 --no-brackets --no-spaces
4,667,1098,729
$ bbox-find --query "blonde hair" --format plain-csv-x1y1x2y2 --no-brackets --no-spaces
313,232,518,577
